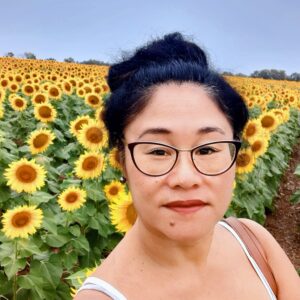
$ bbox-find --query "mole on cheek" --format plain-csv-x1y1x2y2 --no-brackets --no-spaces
169,222,175,227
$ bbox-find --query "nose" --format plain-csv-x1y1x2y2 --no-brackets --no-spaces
166,151,204,189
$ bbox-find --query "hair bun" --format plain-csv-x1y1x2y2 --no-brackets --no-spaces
108,32,208,92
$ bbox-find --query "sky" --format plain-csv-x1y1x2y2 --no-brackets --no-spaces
0,0,299,75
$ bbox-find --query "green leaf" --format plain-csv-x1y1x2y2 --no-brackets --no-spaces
0,185,11,204
30,259,63,289
69,225,81,237
45,233,71,247
18,145,30,153
18,239,43,257
43,216,58,234
71,235,90,252
1,256,27,280
47,180,61,193
27,191,54,205
61,250,78,269
83,181,106,201
0,147,18,163
54,281,74,300
18,273,44,289
294,164,300,177
290,189,300,204
0,270,12,294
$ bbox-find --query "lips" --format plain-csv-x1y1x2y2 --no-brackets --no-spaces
163,200,207,214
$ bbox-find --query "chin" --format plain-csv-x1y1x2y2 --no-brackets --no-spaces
163,224,215,245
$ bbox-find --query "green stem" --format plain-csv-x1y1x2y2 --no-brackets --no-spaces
12,240,18,300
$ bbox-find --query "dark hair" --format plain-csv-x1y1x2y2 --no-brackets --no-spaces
104,32,249,149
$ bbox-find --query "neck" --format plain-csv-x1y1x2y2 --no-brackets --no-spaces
127,218,215,270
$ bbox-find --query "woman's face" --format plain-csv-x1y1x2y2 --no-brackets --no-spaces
123,82,235,243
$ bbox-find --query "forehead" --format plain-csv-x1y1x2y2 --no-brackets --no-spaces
124,82,232,141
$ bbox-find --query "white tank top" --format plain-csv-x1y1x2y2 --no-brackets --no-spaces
76,221,277,300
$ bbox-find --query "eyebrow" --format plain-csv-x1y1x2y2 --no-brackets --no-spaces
137,126,226,139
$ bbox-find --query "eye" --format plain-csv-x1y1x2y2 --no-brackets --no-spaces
195,146,218,155
147,148,170,156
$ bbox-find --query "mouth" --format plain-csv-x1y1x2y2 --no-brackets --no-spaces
163,200,208,214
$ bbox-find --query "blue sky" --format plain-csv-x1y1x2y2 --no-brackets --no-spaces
1,0,299,75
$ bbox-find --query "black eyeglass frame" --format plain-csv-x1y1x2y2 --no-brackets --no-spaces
127,140,242,177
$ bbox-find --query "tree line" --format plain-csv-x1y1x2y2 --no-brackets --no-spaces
222,70,300,81
3,52,299,81
3,52,110,66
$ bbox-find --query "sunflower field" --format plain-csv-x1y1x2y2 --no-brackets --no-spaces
0,57,299,299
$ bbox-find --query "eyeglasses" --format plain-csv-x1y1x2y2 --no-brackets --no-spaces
127,141,241,177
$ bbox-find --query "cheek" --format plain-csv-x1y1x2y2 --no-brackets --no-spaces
217,169,235,202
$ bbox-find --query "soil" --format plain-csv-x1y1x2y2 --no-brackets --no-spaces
264,139,300,270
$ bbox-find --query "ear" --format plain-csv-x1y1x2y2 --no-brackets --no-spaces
117,148,128,178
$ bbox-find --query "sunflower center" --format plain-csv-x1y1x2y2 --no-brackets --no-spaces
88,95,100,105
16,165,37,183
11,211,31,228
35,94,46,103
246,124,256,137
64,83,71,91
15,99,25,107
251,141,262,152
86,127,103,143
66,192,78,203
39,106,52,118
33,133,49,148
261,116,274,128
82,156,99,171
50,87,59,97
75,119,88,131
25,85,34,94
126,203,137,226
236,153,251,167
109,186,119,196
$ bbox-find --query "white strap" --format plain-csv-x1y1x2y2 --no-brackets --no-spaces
218,221,277,300
77,276,127,300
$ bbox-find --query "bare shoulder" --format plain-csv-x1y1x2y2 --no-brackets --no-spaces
73,289,112,300
239,218,300,300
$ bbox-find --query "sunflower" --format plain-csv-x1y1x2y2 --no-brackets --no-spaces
249,136,269,158
242,119,263,143
76,88,86,98
1,205,43,239
69,115,93,137
28,128,55,154
0,79,9,89
94,106,105,123
22,83,35,96
0,104,4,119
57,187,87,211
77,120,108,151
10,96,27,112
85,93,102,109
104,181,126,202
236,148,256,174
32,92,48,105
271,108,289,123
62,81,73,95
34,103,57,123
259,111,278,132
70,266,97,297
108,148,123,171
109,193,137,233
8,81,19,93
47,85,62,100
4,158,46,193
75,152,105,179
0,88,5,102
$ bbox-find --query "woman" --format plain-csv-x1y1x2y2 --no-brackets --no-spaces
74,33,299,300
